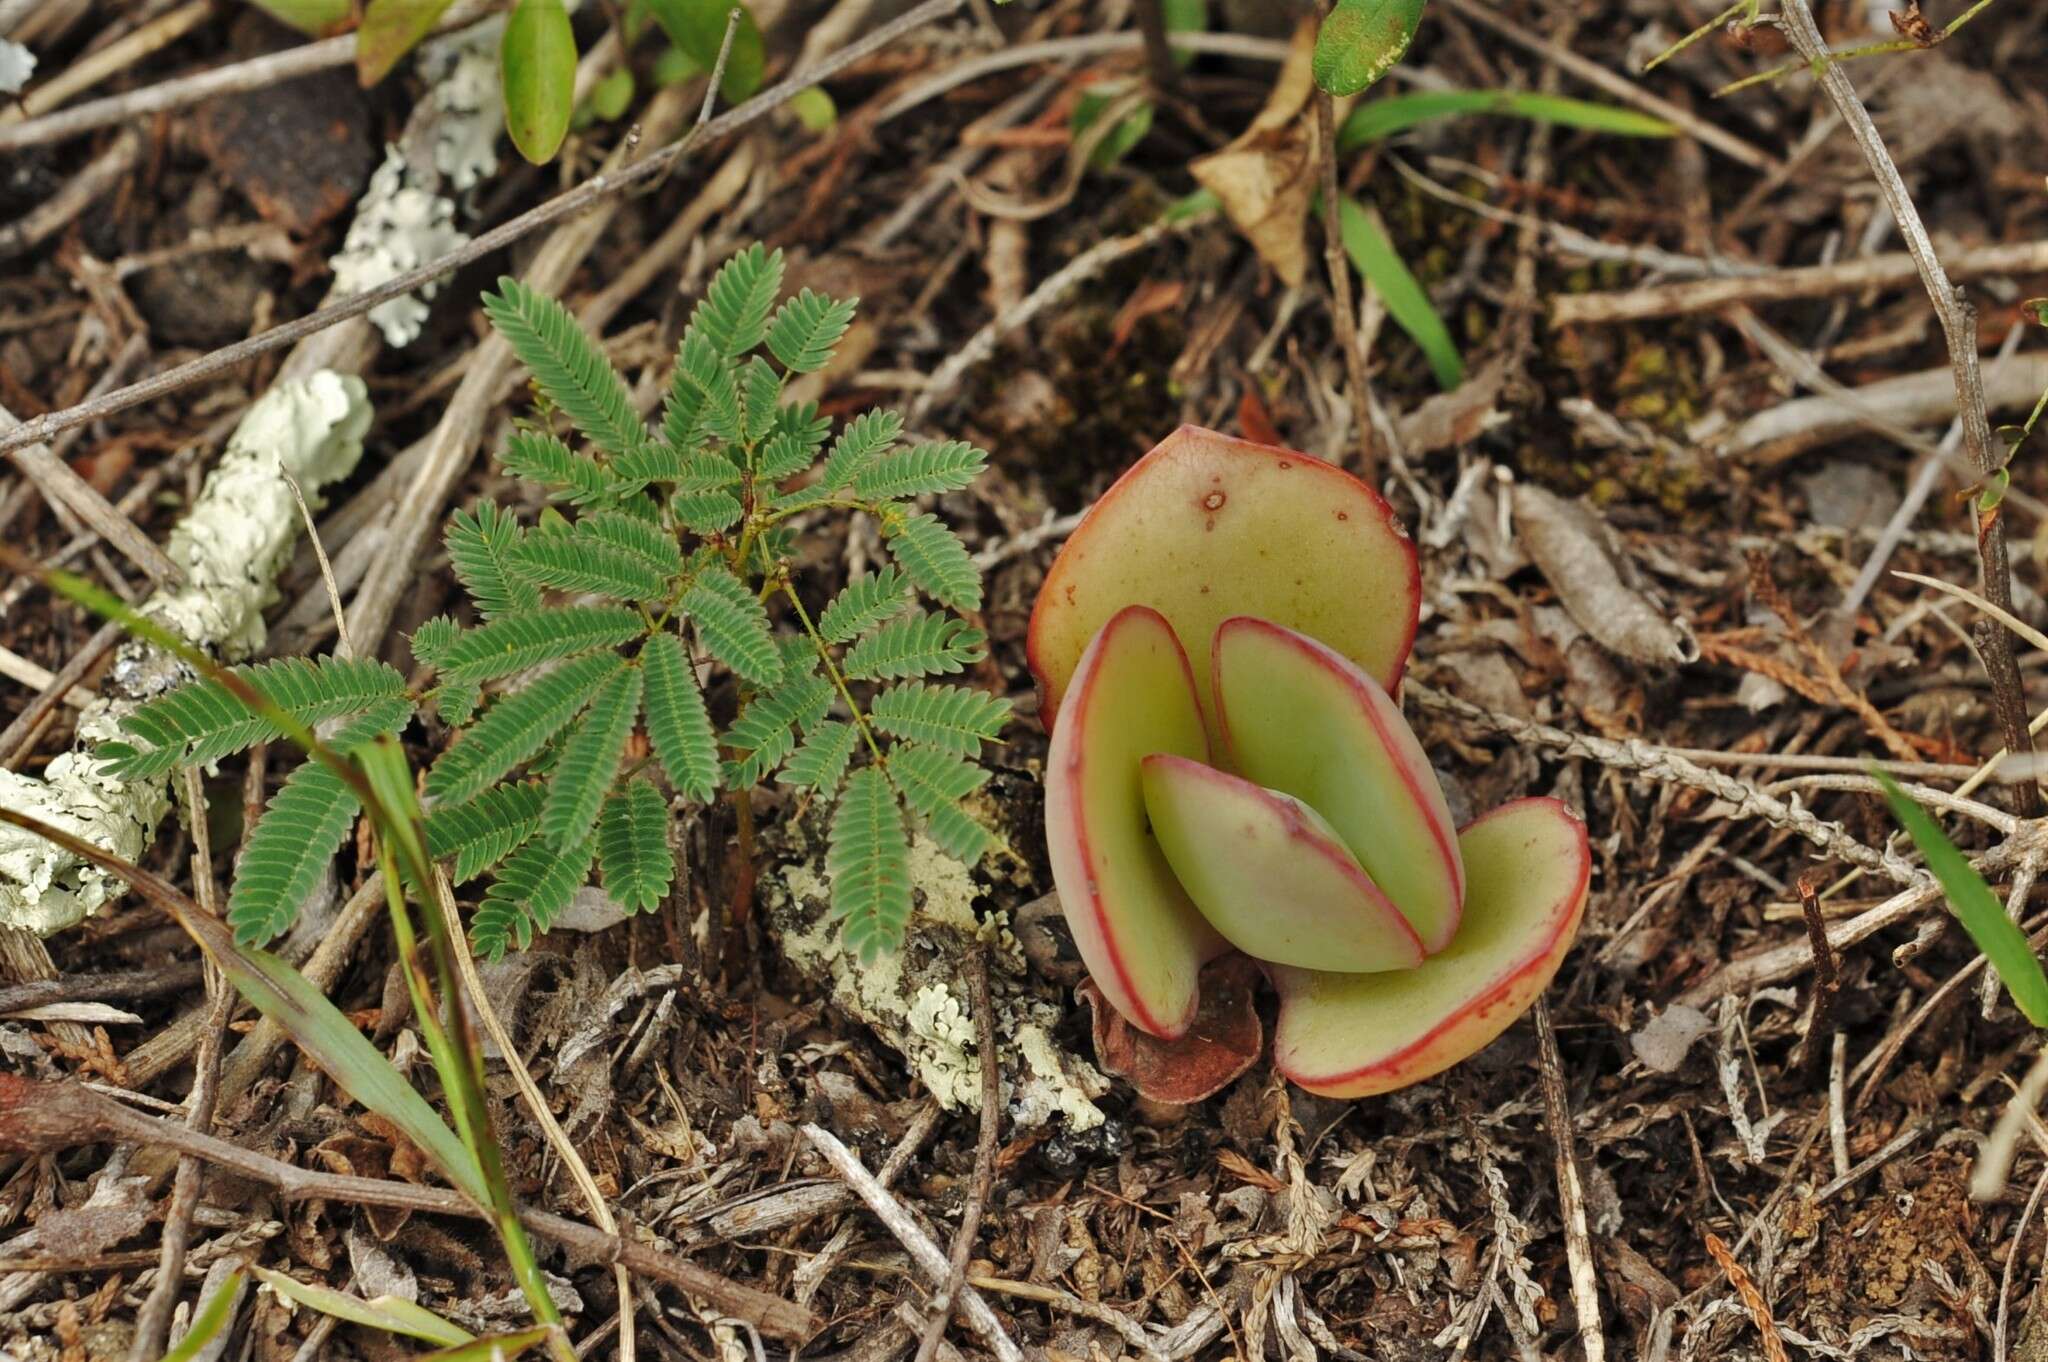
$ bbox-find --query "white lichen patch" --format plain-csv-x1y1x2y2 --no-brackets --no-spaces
0,373,371,935
418,32,504,191
330,150,470,349
770,832,1106,1131
0,39,34,96
327,27,500,347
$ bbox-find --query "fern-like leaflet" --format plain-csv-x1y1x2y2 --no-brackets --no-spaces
98,657,410,780
827,767,911,960
596,779,674,912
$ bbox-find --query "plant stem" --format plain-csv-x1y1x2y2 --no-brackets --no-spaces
379,843,567,1354
1774,0,2037,816
781,579,887,764
1312,69,1375,480
1135,0,1177,92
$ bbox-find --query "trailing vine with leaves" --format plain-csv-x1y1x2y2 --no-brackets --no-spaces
98,245,1009,961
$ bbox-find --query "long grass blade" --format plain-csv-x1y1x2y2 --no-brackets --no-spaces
253,1267,473,1347
1875,768,2048,1025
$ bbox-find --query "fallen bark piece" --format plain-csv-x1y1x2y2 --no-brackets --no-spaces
1513,483,1696,667
0,371,370,935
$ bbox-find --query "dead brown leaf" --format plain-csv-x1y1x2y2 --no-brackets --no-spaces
1189,18,1323,286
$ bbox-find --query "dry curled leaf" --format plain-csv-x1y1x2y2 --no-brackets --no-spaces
1081,955,1264,1105
1513,483,1696,667
1189,18,1322,286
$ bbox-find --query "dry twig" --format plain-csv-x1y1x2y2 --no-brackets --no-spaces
801,1123,1024,1362
0,1077,819,1341
1552,239,2048,326
1532,999,1604,1362
1774,0,2037,813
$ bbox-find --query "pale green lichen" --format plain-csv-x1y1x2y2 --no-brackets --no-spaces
769,832,1107,1130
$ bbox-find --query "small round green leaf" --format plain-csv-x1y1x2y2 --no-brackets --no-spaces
1313,0,1427,97
643,0,767,104
502,0,578,165
587,68,636,123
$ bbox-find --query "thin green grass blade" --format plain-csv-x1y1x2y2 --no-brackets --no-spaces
161,1270,246,1362
253,1267,473,1347
1337,195,1463,390
1876,768,2048,1026
419,1326,557,1362
1337,90,1674,153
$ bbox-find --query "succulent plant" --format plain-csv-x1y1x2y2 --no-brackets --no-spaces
1030,426,1590,1100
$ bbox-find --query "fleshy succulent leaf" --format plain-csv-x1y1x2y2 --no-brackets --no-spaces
1028,426,1420,742
1140,754,1424,973
1213,615,1464,952
1269,799,1589,1097
1045,606,1223,1039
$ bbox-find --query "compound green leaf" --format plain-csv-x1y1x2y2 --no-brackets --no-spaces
501,430,613,505
425,652,622,803
425,781,546,883
766,289,858,373
843,612,985,680
483,277,646,456
779,719,858,794
682,564,781,684
446,502,542,621
640,632,720,803
884,511,981,611
471,832,596,959
869,681,1010,756
819,567,909,644
852,440,987,500
434,606,643,686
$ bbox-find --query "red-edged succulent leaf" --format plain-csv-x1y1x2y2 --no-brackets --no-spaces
1082,955,1264,1105
1046,606,1226,1039
1269,798,1589,1098
1213,616,1464,953
1028,426,1420,743
1140,754,1423,973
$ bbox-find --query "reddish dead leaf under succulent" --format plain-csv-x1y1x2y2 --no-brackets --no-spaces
1032,426,1590,1101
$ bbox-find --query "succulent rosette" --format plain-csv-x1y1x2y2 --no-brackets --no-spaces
1030,427,1590,1100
